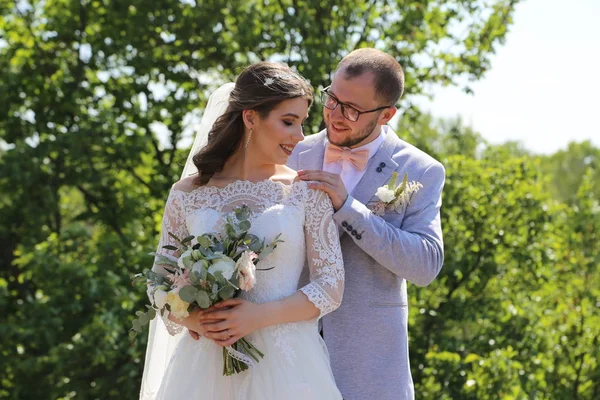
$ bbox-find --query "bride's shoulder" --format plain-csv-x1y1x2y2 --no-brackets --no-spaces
172,176,200,193
273,165,299,186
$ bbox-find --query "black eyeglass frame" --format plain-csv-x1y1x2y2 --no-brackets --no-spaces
320,86,393,122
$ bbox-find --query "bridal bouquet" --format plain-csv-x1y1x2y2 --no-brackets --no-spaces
130,205,283,375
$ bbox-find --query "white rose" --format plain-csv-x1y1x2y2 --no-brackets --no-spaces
375,187,396,203
166,289,190,319
153,288,168,309
208,256,236,280
235,251,257,292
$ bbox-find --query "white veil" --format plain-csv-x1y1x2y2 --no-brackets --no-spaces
139,82,235,400
180,82,236,178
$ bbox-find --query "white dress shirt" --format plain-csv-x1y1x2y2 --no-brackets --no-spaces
323,128,386,194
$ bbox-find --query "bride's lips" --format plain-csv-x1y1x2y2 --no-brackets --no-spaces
280,144,294,156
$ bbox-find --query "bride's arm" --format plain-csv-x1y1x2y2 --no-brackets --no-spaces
201,188,345,346
149,184,205,337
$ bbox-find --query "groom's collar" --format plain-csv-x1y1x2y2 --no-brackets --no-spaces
298,126,404,203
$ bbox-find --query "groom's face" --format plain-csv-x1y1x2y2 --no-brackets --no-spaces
324,69,390,148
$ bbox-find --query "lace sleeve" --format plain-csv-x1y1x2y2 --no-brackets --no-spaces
299,188,345,318
148,187,189,336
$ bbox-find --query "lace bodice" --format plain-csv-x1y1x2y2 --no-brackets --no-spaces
152,180,344,335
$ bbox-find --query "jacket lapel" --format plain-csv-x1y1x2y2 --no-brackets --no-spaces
298,132,327,171
352,130,400,205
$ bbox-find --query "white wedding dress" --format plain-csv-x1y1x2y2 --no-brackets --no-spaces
141,179,344,400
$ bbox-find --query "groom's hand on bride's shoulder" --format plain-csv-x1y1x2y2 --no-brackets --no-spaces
297,170,348,211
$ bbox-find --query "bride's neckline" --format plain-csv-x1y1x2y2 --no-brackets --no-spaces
174,178,304,194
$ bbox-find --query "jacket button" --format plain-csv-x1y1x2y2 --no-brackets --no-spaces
341,221,348,227
351,230,358,236
356,234,362,240
379,162,386,168
376,167,383,172
346,225,353,231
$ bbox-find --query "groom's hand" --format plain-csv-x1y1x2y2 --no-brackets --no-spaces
297,170,347,211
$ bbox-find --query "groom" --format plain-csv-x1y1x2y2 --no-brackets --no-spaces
289,48,445,399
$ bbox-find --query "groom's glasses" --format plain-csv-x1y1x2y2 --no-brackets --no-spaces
320,86,392,122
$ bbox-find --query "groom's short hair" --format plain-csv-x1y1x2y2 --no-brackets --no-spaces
337,48,404,106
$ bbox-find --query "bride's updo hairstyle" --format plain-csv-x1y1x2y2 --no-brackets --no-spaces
193,62,313,186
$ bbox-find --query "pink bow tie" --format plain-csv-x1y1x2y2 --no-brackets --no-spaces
324,143,370,171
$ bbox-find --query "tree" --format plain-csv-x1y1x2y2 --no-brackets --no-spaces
395,112,485,159
0,0,521,398
539,141,600,204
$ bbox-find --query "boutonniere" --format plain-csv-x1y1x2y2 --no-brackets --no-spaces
370,172,423,216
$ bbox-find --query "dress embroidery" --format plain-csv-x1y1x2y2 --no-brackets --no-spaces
150,180,344,362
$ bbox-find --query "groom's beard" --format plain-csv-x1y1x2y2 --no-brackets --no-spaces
325,116,379,148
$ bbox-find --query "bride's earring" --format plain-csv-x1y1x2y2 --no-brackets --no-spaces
245,128,253,151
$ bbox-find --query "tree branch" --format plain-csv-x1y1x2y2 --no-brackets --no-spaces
76,184,127,243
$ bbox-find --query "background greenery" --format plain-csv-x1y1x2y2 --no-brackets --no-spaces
1,0,597,399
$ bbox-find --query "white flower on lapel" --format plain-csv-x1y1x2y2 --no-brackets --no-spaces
375,186,396,203
369,172,423,216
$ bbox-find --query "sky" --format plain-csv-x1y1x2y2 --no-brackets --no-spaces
410,0,600,154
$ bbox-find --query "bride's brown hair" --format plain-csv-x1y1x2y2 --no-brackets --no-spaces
193,62,313,186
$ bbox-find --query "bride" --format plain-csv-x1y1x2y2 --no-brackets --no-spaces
139,62,344,399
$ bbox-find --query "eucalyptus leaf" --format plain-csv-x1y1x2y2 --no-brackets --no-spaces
179,286,199,303
132,320,141,332
182,256,195,269
219,286,236,300
197,236,212,248
195,290,211,308
188,271,200,285
138,313,149,326
147,308,156,320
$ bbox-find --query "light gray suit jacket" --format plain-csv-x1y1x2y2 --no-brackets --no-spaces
288,126,445,400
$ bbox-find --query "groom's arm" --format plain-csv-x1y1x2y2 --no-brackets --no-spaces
300,161,445,286
335,162,445,286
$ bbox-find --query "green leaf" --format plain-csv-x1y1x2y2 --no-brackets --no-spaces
181,235,195,244
161,245,179,251
182,256,195,269
197,235,212,248
238,220,251,231
394,173,409,196
151,255,178,268
168,232,183,243
132,320,142,332
387,171,399,190
195,290,211,308
178,286,198,303
147,308,156,320
219,286,236,300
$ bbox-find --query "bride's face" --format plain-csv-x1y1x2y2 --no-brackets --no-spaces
252,98,309,164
